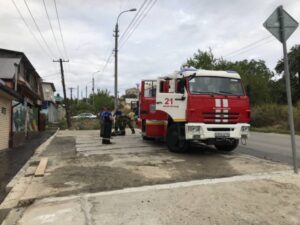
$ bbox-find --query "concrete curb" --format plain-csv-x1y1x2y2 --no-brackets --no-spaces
0,129,60,211
15,169,296,206
5,129,59,193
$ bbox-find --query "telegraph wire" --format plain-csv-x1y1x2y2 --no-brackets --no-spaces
101,50,114,73
11,0,51,58
222,36,273,58
120,0,157,49
23,0,55,58
119,0,148,43
224,39,276,59
93,49,114,88
53,0,69,59
97,0,153,85
42,0,64,57
41,73,60,78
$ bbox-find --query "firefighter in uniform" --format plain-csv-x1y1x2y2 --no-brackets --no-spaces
101,107,113,144
118,115,135,135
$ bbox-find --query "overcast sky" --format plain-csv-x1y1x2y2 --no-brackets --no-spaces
0,0,299,98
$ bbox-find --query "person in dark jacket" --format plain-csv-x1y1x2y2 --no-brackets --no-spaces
99,107,104,138
101,107,113,144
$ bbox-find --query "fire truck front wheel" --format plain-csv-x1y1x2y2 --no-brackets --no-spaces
166,124,189,153
214,139,239,152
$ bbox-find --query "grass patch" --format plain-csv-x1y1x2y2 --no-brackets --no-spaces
251,103,300,135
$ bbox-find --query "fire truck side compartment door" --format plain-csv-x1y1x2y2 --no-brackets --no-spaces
156,79,187,121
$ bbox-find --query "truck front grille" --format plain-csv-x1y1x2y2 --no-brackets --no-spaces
203,112,240,124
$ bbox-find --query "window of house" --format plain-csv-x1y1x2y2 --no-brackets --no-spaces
1,107,6,115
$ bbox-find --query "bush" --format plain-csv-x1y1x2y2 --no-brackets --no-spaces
251,104,300,132
71,119,100,130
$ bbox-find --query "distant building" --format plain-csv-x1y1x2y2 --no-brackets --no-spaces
0,48,44,147
125,87,139,97
41,82,62,123
41,83,66,123
54,94,66,121
124,98,138,110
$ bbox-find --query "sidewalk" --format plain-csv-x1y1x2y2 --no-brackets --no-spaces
1,130,299,224
4,172,300,225
0,131,54,203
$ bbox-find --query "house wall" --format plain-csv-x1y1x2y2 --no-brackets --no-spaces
48,103,57,123
42,83,55,102
0,92,12,150
57,105,66,121
11,101,39,148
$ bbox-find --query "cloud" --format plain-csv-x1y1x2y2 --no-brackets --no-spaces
0,0,299,97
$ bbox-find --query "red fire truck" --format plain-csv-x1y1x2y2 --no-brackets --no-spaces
138,68,250,153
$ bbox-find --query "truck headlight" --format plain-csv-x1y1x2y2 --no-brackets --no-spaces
241,126,249,132
188,126,200,133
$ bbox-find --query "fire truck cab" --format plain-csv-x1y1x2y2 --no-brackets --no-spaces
138,68,250,153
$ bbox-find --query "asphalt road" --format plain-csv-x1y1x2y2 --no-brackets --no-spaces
236,131,300,167
3,130,299,225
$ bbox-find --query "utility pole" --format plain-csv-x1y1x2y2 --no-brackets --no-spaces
114,8,136,112
92,76,95,105
114,23,119,111
53,58,71,129
85,85,88,102
69,87,75,101
77,85,79,102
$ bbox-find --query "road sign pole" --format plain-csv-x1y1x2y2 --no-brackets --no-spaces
278,6,298,173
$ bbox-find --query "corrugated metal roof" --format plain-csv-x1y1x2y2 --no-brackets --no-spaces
0,57,21,79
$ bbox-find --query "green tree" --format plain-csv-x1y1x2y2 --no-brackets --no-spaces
184,48,216,70
275,45,300,103
92,89,114,112
70,101,94,116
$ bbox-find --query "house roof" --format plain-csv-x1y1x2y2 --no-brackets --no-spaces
0,48,41,79
42,82,56,92
0,58,21,79
0,79,22,100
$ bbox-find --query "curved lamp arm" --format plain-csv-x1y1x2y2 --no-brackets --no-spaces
116,8,137,25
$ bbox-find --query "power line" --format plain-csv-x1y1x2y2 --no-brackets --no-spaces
101,51,114,73
41,73,60,78
42,0,64,57
119,0,148,43
23,0,55,58
225,39,276,59
120,0,157,49
53,0,69,59
121,0,157,47
222,36,273,58
11,0,51,58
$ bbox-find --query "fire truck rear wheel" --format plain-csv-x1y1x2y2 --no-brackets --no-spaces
166,124,189,153
214,139,239,152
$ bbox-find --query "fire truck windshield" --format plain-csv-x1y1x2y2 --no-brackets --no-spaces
188,76,245,96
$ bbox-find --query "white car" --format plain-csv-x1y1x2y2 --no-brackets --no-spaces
72,113,97,119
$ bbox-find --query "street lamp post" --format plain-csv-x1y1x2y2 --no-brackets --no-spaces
114,8,136,111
